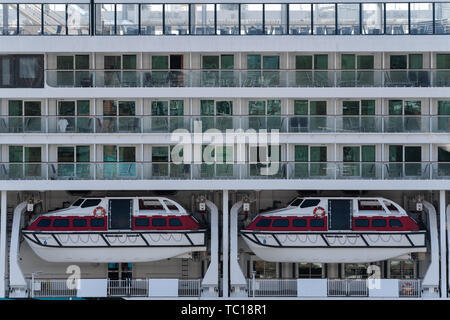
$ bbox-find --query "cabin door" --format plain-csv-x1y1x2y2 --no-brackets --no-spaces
328,200,352,230
108,199,133,230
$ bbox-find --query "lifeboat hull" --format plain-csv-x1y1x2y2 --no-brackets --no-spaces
23,230,207,263
241,230,427,263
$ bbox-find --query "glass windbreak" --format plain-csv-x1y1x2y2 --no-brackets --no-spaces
191,4,215,35
337,3,360,35
410,3,433,34
361,3,384,34
141,4,163,35
435,3,450,34
19,4,42,35
241,4,263,35
298,263,323,278
289,4,311,35
1,4,18,35
165,4,189,35
96,4,115,35
216,4,239,35
386,3,409,34
313,4,336,35
68,4,90,35
116,4,139,35
264,4,287,35
43,4,66,35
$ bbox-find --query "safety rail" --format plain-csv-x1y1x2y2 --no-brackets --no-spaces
178,279,202,297
398,279,422,297
31,279,77,298
247,279,297,297
0,115,449,134
327,279,369,297
107,279,148,297
0,161,449,181
45,69,450,88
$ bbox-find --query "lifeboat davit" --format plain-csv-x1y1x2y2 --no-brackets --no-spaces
240,197,426,263
22,197,207,262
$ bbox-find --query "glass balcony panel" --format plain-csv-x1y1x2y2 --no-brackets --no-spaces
289,4,311,35
386,3,409,34
19,4,42,35
191,4,215,35
313,4,336,35
96,4,115,35
410,3,433,35
241,4,263,35
1,4,18,35
68,4,90,35
337,3,360,35
141,4,163,35
361,3,384,35
435,3,450,34
264,4,287,35
165,4,189,35
216,4,239,35
43,4,66,35
117,4,139,35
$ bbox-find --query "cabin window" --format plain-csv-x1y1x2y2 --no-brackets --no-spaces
310,219,324,227
73,219,87,227
90,218,105,227
152,218,167,226
53,219,70,227
81,199,101,208
37,218,51,227
164,200,179,211
255,219,271,227
384,201,400,212
358,200,384,211
72,199,84,207
169,218,182,226
272,219,289,227
300,199,321,208
389,219,403,227
372,219,387,227
293,219,307,227
139,200,164,210
135,218,149,227
289,198,303,206
355,219,369,227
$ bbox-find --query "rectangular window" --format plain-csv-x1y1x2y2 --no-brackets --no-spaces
241,4,263,35
19,4,42,35
216,4,239,35
362,3,384,34
313,4,336,35
437,54,450,69
1,4,18,35
264,4,287,35
141,4,163,35
410,3,433,35
289,4,311,35
43,4,66,35
435,3,450,34
96,4,115,35
191,4,215,35
165,4,189,35
386,3,409,34
337,3,360,35
68,4,90,35
116,4,139,35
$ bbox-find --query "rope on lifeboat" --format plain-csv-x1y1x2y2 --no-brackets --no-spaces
147,233,184,243
366,234,405,244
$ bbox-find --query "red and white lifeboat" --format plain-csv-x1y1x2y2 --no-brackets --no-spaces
240,197,426,263
22,197,206,263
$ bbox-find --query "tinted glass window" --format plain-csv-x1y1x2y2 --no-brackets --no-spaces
289,198,303,206
169,218,182,226
90,218,105,227
256,219,271,227
272,219,289,227
81,199,101,208
300,199,321,208
372,219,387,227
135,218,149,227
37,218,51,227
293,219,307,227
152,218,167,226
310,219,324,227
355,219,370,227
72,199,84,207
73,219,87,227
389,219,403,227
53,219,69,227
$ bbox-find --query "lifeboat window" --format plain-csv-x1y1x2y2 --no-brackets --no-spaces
37,218,51,227
293,219,307,227
72,199,84,207
389,219,403,227
164,200,179,211
152,218,167,227
355,219,369,227
73,219,87,227
358,200,384,211
289,198,303,207
372,219,387,227
272,219,289,227
255,219,271,227
135,218,149,227
53,219,69,227
300,199,321,208
140,200,164,211
310,219,324,227
81,199,101,208
169,218,182,226
90,218,105,227
383,201,400,212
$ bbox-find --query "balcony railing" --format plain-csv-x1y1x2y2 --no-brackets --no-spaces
1,162,449,181
45,69,450,88
1,115,449,134
248,279,297,297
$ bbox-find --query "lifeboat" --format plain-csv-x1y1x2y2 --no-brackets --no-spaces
22,197,207,263
240,197,426,263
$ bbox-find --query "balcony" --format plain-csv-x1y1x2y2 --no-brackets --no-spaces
45,69,450,88
0,162,449,181
1,115,449,134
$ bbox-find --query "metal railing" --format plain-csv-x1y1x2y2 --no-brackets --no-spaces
398,279,422,297
1,115,449,134
107,279,148,297
31,279,77,298
327,279,369,297
178,279,202,297
247,279,297,297
46,69,450,88
0,161,449,181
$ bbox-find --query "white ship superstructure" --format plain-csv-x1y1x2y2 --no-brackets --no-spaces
0,0,449,299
